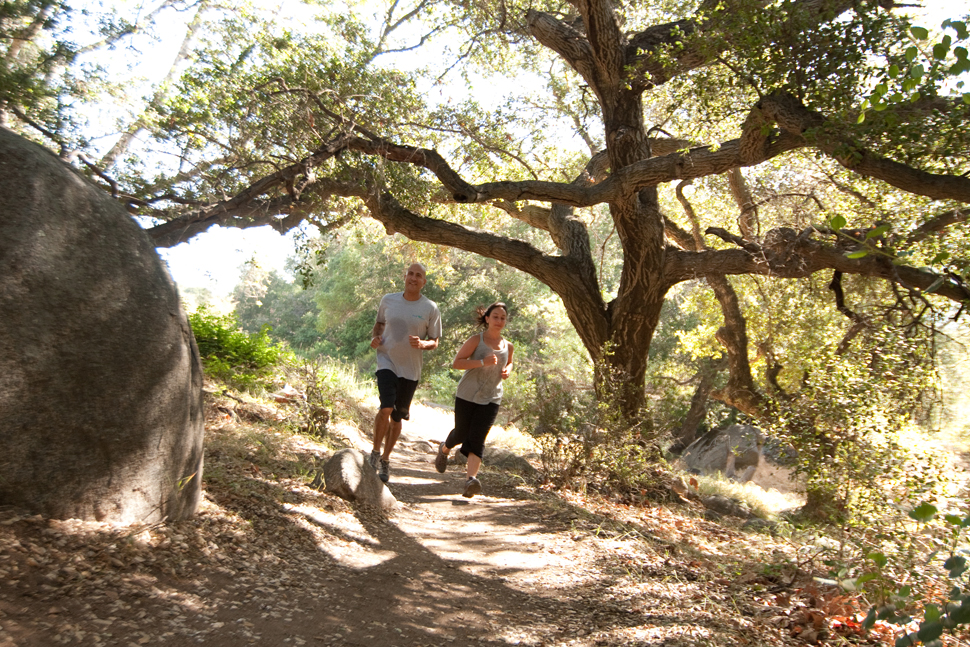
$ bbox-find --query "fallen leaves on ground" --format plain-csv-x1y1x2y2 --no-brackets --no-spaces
1,396,968,647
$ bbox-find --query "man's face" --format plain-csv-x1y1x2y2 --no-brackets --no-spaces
404,264,427,293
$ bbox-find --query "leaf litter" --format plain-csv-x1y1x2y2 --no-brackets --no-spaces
0,396,966,647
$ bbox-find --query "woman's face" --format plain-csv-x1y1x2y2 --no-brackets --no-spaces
485,307,507,331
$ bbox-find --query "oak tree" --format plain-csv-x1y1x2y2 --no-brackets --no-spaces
4,0,969,424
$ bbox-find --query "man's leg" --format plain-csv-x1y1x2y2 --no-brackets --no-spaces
373,407,392,455
372,370,399,465
383,376,418,460
382,417,403,461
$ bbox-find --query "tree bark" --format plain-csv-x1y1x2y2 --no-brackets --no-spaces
673,357,726,451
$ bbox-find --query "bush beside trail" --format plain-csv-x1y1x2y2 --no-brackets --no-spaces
188,306,290,392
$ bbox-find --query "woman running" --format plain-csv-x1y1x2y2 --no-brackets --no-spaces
435,302,514,498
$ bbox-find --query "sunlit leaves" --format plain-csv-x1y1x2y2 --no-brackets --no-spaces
910,26,929,41
944,555,968,578
909,502,938,523
0,0,92,144
859,16,970,131
706,2,895,116
130,6,439,209
866,224,891,239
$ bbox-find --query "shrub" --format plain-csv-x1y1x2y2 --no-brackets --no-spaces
287,357,371,437
522,370,664,496
852,502,970,647
421,369,460,405
764,320,940,524
188,306,290,391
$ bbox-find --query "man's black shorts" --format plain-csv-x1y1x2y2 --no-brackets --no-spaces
376,369,419,422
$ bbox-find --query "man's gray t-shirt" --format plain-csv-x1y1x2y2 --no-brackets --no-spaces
375,292,442,381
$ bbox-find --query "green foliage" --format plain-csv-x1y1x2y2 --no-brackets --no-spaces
0,1,88,143
121,4,443,217
286,356,371,437
705,0,894,112
188,305,290,392
273,222,590,407
232,261,324,355
301,228,403,365
862,18,970,121
765,316,942,523
842,502,970,647
521,360,664,496
645,283,734,440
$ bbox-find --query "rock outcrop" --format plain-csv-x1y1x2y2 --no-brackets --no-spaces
322,449,398,511
680,424,764,482
0,128,204,522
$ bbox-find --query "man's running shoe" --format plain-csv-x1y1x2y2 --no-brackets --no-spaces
368,450,380,470
463,476,482,498
379,459,390,483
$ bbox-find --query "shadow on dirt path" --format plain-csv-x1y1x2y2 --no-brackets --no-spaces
0,402,799,647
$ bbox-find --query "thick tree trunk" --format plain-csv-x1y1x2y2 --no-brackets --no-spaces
673,357,726,451
571,0,670,417
601,275,666,417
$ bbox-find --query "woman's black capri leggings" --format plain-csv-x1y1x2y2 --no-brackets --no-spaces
445,397,499,459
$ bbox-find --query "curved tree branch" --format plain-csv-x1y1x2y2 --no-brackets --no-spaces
665,227,970,303
828,270,869,354
623,0,861,90
757,91,970,202
526,10,597,83
675,180,764,416
146,134,357,246
147,178,362,247
907,208,970,245
361,189,612,355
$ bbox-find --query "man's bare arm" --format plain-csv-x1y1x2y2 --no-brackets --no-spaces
370,322,385,349
409,336,438,350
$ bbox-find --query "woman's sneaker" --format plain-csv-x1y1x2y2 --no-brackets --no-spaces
435,442,449,473
462,476,482,498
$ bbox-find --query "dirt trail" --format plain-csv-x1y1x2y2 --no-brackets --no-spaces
0,403,800,647
301,402,616,645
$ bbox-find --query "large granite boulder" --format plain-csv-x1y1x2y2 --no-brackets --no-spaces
0,127,204,522
678,423,801,495
680,424,764,482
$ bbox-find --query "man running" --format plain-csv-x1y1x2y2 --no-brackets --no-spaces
369,262,441,483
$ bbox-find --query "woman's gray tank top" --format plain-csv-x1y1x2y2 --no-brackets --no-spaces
455,333,509,405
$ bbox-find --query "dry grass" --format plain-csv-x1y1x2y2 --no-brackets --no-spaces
487,423,541,456
691,472,805,519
